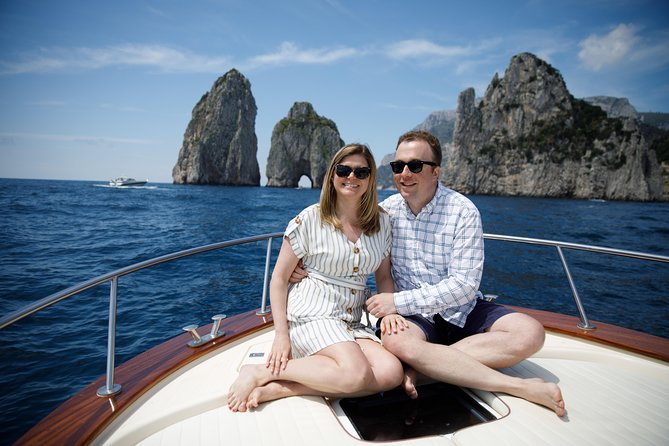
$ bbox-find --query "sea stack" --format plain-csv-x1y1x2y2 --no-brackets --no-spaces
441,52,663,201
172,69,260,185
265,102,344,188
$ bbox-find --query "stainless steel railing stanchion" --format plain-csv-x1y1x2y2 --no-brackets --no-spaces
556,246,596,330
97,276,122,397
257,237,273,315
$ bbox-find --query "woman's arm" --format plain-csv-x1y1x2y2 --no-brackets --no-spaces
373,256,408,334
374,256,394,293
267,237,300,374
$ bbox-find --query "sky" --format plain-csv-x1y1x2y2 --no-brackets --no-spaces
1,0,668,184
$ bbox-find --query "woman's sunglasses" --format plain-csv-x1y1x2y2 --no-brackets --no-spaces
335,164,371,180
389,160,438,174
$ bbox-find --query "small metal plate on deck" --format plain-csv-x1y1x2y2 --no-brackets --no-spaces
249,352,265,357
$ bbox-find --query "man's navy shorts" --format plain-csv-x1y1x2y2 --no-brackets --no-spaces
401,299,515,345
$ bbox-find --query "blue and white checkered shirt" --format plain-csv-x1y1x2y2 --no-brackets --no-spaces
380,183,484,327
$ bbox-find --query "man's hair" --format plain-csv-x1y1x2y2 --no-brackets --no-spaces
396,130,442,166
320,143,382,235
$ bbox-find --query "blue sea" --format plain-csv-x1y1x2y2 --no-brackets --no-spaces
1,178,668,444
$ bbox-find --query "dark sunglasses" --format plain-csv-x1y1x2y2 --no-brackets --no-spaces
335,164,371,179
389,160,438,174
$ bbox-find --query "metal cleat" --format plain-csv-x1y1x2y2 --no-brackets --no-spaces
182,314,227,348
482,294,498,302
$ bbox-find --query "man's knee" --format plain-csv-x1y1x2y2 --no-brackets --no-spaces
492,312,545,356
381,331,423,363
516,317,545,355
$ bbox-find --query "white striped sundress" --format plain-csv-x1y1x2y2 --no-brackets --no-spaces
284,204,391,358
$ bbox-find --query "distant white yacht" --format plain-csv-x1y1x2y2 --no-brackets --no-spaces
109,177,148,187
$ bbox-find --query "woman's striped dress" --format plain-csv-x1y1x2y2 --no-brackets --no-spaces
284,204,391,358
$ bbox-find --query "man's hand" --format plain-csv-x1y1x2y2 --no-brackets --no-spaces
289,259,308,284
366,292,397,318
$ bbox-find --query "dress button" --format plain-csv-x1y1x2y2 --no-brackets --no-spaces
351,289,356,295
347,307,353,314
295,216,301,224
353,247,360,254
353,266,359,273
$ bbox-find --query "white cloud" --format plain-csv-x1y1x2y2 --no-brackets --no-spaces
244,42,360,68
0,42,363,74
0,44,231,74
578,24,639,71
385,39,472,61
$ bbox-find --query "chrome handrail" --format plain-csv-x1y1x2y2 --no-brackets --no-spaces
484,234,669,330
1,232,667,396
0,231,284,397
0,232,285,330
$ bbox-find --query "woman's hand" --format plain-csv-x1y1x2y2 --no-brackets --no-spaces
379,313,410,335
267,333,292,375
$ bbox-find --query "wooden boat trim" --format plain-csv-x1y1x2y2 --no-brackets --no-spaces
15,310,274,446
508,305,669,362
15,306,669,445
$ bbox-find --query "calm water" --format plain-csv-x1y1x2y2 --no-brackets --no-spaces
1,178,668,444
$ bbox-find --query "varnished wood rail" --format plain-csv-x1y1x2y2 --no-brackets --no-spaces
15,304,669,445
15,310,274,446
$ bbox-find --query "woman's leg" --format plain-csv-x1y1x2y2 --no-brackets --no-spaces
228,340,374,412
244,339,404,410
355,338,404,392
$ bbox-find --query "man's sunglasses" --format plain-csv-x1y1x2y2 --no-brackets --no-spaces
389,160,438,174
335,164,371,179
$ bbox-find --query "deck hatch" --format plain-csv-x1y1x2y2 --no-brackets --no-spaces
338,382,497,440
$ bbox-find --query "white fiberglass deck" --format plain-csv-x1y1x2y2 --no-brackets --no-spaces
95,328,669,446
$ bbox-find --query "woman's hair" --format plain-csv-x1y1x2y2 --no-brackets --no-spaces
320,143,382,235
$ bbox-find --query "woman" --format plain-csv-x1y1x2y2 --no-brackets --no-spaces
227,144,407,412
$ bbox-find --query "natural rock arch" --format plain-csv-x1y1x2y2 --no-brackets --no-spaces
265,102,344,188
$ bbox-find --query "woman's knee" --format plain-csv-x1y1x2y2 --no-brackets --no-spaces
338,363,374,392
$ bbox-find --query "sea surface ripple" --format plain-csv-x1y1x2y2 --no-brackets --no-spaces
1,178,667,444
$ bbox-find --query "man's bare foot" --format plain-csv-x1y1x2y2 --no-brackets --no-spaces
516,378,565,417
402,368,418,399
227,364,269,412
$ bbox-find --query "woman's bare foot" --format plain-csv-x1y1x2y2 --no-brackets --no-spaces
516,378,565,417
227,364,269,412
402,368,418,399
247,381,297,409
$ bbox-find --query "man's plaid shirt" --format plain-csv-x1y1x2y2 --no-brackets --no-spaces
380,183,484,327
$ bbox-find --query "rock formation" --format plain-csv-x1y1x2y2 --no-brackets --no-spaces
265,102,344,188
377,153,396,190
414,110,457,145
442,52,664,201
172,69,260,185
584,96,638,119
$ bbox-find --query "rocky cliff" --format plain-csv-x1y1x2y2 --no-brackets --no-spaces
414,110,457,145
172,69,260,185
442,53,664,201
583,96,638,119
265,102,344,188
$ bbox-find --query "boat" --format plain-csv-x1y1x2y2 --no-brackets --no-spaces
109,177,148,187
1,233,668,445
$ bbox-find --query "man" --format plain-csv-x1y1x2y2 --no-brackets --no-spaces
365,130,564,416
